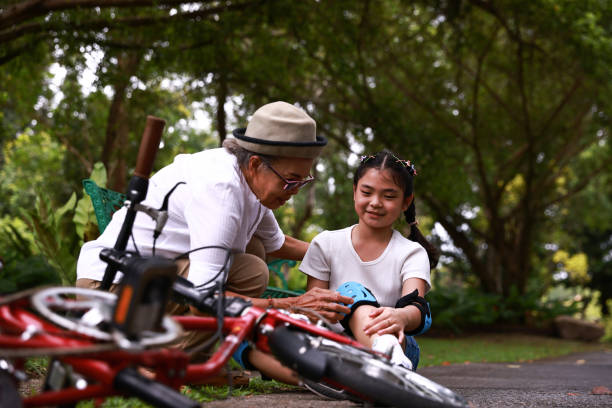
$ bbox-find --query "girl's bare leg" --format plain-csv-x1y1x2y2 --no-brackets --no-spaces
348,306,412,369
348,305,380,346
248,349,300,385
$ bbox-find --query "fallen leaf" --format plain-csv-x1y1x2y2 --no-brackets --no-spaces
567,393,579,396
442,361,451,366
575,359,586,365
464,361,471,365
591,386,612,395
506,364,521,369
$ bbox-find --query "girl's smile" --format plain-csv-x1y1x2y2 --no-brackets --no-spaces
353,168,412,231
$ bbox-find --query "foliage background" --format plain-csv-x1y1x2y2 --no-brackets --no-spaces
0,0,610,330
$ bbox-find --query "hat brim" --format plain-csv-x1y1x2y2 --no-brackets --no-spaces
232,128,327,159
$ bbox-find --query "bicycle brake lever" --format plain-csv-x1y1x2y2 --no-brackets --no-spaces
133,203,168,239
125,181,183,242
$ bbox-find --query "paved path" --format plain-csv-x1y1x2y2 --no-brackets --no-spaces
419,349,612,407
204,349,612,407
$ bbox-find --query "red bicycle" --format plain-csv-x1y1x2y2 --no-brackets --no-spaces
0,116,468,408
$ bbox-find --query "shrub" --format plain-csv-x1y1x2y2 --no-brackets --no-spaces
428,284,580,333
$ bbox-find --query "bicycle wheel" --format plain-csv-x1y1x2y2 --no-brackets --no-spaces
0,370,23,408
30,287,181,347
268,326,468,408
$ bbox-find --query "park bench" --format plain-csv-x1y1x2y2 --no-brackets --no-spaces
82,179,304,299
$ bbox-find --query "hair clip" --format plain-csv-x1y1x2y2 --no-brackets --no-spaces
360,155,375,163
407,163,418,176
391,154,418,176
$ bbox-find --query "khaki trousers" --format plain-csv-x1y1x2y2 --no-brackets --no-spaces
76,238,269,357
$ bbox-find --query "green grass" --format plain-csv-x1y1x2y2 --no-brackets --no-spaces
418,333,609,367
24,356,49,378
75,378,298,408
183,378,300,403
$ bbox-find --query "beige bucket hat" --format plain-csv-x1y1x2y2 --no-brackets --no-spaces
232,101,327,159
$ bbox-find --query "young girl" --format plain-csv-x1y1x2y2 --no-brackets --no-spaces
300,151,438,370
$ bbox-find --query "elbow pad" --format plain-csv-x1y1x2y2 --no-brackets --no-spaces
395,289,432,336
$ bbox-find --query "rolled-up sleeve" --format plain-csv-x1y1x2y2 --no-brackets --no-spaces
255,210,285,253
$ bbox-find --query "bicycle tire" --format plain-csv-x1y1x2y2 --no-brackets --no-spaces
0,370,23,408
268,326,468,408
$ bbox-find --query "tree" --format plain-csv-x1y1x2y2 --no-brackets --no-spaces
264,0,612,297
2,0,611,303
0,0,274,191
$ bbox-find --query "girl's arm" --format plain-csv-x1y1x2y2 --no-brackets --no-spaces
272,235,352,322
395,278,428,332
363,277,428,339
307,275,329,290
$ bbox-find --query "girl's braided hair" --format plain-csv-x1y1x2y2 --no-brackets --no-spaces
354,151,439,269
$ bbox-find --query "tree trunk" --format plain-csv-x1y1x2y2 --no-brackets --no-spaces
102,51,141,192
425,193,535,297
216,73,228,146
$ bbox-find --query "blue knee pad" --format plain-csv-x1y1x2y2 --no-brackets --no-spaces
232,340,254,370
336,282,380,333
404,336,420,371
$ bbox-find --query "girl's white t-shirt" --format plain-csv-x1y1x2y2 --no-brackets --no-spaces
299,225,431,307
77,148,285,287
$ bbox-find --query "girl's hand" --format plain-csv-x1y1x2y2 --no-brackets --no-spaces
363,307,407,338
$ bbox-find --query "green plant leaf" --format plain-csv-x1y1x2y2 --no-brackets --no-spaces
57,192,77,220
90,162,107,188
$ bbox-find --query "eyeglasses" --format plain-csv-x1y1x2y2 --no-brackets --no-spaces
265,162,314,191
360,154,418,176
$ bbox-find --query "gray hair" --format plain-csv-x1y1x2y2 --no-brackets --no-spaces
222,138,278,168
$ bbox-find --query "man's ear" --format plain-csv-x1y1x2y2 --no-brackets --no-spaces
248,155,263,171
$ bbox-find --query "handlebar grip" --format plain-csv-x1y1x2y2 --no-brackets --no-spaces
114,367,199,408
133,115,166,179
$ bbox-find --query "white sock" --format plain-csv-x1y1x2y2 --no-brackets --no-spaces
371,334,413,370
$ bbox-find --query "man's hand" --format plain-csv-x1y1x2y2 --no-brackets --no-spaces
290,287,354,323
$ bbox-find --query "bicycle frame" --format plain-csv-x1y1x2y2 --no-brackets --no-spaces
0,288,367,407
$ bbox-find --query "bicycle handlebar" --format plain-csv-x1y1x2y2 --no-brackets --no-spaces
100,115,165,290
134,116,165,179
